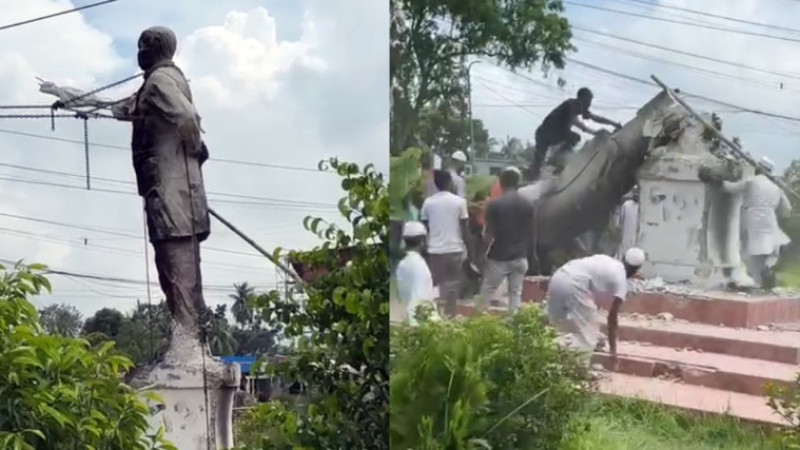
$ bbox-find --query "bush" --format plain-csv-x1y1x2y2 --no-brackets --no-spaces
0,262,173,449
390,305,592,450
241,158,389,449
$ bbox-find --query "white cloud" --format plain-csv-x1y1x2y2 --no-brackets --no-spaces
0,0,388,316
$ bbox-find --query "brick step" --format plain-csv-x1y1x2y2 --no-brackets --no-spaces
593,342,797,397
603,316,800,365
522,277,800,328
597,372,787,426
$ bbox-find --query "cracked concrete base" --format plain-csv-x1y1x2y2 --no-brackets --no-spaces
129,324,240,450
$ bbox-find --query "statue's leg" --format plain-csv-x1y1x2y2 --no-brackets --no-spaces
153,237,205,333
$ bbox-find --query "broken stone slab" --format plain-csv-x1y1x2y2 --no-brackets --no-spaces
128,324,241,450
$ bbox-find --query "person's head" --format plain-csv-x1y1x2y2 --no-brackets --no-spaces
451,151,467,172
138,26,178,71
631,185,640,202
757,156,774,176
576,87,593,110
420,151,433,171
499,166,522,192
622,247,646,278
402,221,427,251
433,169,453,193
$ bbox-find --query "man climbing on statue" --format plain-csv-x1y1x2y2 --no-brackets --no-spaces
530,87,623,180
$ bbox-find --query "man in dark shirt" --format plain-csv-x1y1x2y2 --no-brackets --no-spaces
529,87,622,179
479,167,534,313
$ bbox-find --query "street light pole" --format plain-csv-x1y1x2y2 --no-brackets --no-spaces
466,60,482,174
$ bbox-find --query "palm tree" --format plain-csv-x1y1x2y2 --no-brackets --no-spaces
205,305,237,356
230,282,256,329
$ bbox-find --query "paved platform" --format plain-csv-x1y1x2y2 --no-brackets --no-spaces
605,315,800,364
592,341,795,396
522,277,800,327
597,372,788,426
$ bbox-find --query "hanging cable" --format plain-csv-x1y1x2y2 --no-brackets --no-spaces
0,0,122,32
83,117,91,190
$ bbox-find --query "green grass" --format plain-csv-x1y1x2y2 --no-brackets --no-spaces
563,397,781,450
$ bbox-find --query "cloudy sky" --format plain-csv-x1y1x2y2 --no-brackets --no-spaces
471,0,800,172
0,0,388,317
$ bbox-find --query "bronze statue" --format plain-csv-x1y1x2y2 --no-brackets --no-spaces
111,26,211,335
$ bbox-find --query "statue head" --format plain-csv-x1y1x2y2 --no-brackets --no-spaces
137,26,177,71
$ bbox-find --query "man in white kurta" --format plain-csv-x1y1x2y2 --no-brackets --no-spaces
616,187,640,259
545,248,646,365
721,158,791,289
395,221,440,325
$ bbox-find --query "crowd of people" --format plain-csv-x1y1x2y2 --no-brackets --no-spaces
394,86,792,364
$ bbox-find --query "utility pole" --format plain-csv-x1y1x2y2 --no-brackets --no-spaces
466,60,482,174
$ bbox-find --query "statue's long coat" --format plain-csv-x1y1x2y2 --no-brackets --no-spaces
132,63,210,243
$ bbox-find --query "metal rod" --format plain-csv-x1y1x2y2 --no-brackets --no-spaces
208,207,305,287
651,74,800,201
83,118,91,190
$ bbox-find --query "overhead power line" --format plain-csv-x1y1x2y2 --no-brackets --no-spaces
564,1,800,44
611,0,800,34
0,128,329,174
571,26,800,81
0,161,338,210
572,37,800,92
0,211,276,260
0,0,121,32
564,58,800,123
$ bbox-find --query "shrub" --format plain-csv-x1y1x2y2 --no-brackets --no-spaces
390,305,592,450
241,158,389,449
0,262,174,449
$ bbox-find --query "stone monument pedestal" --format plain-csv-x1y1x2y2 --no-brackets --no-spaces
129,325,241,450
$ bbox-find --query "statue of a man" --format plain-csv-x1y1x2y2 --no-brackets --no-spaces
112,26,210,335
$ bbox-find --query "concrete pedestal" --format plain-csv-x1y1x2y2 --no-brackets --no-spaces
129,325,241,450
636,116,754,288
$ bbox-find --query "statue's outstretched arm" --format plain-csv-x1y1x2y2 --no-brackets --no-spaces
110,95,136,122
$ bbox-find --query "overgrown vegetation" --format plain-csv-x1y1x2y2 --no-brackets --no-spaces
565,397,780,450
390,305,591,449
236,158,389,449
0,262,174,449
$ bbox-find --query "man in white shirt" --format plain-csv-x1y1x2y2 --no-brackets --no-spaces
545,247,646,365
421,170,471,317
395,221,439,325
449,151,468,198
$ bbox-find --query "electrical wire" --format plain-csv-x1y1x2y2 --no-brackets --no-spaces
564,57,800,123
571,26,800,81
564,1,800,43
0,0,121,32
0,161,339,209
609,0,800,34
0,128,332,174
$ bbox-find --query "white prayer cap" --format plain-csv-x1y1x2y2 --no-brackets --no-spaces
759,157,774,172
403,221,427,237
451,151,468,162
503,166,522,175
623,247,646,267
